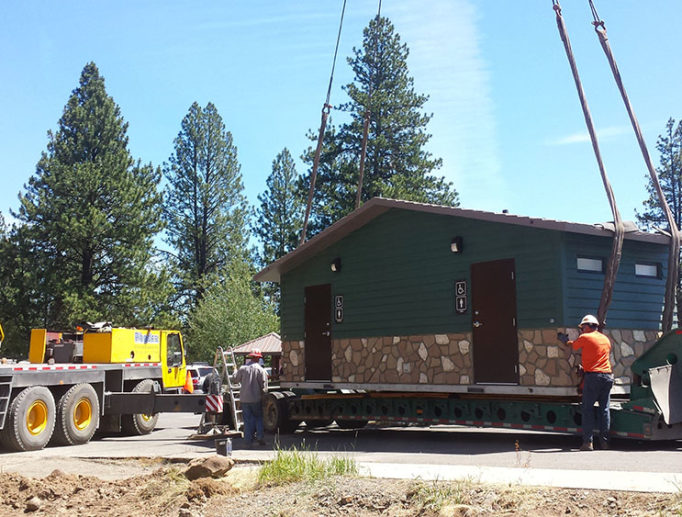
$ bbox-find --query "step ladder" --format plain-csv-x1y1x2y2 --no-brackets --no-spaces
196,346,243,436
0,373,13,431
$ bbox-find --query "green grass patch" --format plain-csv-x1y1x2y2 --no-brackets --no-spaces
409,479,468,512
258,445,358,486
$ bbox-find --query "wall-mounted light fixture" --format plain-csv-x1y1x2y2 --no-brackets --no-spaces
450,236,463,254
330,257,342,272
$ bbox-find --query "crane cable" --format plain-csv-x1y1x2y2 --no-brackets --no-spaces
587,0,681,332
355,0,383,210
300,0,348,246
552,0,624,330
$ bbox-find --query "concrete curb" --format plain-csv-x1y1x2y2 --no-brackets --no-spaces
358,462,682,493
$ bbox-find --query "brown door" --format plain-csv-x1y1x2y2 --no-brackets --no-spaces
304,284,332,381
471,258,519,384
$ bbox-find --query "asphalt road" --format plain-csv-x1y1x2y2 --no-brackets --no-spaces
2,413,680,469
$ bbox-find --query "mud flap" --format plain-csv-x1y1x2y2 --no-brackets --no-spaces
649,364,682,425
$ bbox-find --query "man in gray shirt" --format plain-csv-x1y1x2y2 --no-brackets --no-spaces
234,349,268,446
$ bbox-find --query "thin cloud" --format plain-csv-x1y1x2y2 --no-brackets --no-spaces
546,125,631,146
388,0,503,209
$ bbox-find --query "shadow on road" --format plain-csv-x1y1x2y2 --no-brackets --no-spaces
185,424,682,456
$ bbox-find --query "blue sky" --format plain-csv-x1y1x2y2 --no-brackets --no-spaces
1,1,681,228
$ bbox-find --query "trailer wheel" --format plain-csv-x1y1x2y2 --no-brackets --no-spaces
51,383,100,446
335,419,368,429
122,379,159,435
263,392,299,434
1,387,56,451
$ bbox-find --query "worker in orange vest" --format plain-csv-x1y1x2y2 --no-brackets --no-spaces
560,314,614,451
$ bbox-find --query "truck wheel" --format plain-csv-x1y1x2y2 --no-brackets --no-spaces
51,383,100,446
122,379,159,435
1,387,56,451
263,392,299,434
336,419,369,429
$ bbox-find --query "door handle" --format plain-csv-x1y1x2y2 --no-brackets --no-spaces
473,321,483,328
322,331,331,336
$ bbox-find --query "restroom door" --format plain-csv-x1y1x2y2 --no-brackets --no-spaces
304,284,332,381
471,258,519,384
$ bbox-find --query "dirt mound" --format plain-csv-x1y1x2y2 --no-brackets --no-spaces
0,461,679,516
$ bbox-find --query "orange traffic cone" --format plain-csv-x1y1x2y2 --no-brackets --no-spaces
184,370,194,394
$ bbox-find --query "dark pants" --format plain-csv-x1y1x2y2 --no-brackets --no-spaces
241,401,264,444
581,372,614,444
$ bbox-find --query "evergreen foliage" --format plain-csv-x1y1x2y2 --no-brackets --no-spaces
255,148,303,265
185,257,279,362
11,62,172,334
637,118,682,230
636,117,682,316
302,16,458,235
163,102,249,312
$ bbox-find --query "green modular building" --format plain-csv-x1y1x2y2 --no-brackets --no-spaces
255,198,670,396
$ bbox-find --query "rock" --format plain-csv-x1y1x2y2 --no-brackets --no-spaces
418,342,428,361
184,456,235,480
435,334,449,345
620,342,634,357
441,356,455,372
535,369,550,386
458,340,470,355
25,496,42,512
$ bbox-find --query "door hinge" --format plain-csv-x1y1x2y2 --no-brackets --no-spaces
514,364,518,373
511,271,515,280
512,317,516,327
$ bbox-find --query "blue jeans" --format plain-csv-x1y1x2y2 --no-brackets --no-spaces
241,401,264,444
581,372,614,444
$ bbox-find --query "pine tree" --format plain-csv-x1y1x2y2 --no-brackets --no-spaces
13,62,171,329
637,118,682,230
636,117,682,318
255,148,303,266
303,16,458,234
163,102,249,311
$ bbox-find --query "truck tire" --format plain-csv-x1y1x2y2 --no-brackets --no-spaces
51,383,100,446
0,387,56,451
121,379,159,435
263,392,299,434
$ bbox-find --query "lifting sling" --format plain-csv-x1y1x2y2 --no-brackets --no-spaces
552,1,624,329
587,0,681,332
300,0,347,246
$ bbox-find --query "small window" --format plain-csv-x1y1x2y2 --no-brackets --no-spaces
577,256,603,273
635,263,660,278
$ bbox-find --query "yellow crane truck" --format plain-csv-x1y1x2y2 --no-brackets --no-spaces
0,324,204,451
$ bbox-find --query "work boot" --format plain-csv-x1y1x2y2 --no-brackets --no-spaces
579,441,593,451
257,439,266,446
599,437,609,450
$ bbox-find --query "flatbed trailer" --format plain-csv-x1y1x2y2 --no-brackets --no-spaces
262,330,682,442
0,327,206,452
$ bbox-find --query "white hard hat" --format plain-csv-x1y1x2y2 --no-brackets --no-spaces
579,314,599,327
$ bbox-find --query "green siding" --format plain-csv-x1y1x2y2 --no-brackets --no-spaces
280,209,564,341
561,233,667,329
